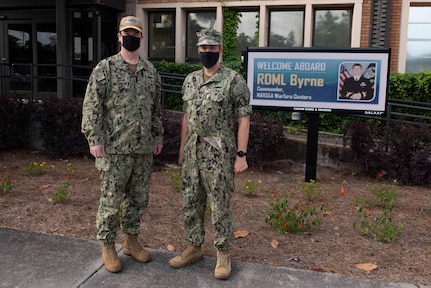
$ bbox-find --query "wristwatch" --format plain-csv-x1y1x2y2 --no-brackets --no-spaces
237,151,247,157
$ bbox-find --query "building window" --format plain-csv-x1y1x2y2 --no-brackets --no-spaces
186,10,216,61
406,6,431,72
149,11,175,61
313,8,352,48
269,10,304,47
236,11,259,55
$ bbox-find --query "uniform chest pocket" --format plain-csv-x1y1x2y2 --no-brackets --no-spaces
111,82,130,107
206,86,225,102
136,73,156,96
202,87,228,117
137,76,156,108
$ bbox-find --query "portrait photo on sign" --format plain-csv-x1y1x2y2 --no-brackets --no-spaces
338,62,376,101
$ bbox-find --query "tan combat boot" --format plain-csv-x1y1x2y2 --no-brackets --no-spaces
169,245,203,268
214,250,231,280
102,242,122,273
123,234,151,263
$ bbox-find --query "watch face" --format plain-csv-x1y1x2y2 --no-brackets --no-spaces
237,151,246,157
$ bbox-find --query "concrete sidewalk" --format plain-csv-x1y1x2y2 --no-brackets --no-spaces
0,227,423,288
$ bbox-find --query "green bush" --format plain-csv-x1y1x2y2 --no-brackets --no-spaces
1,67,430,185
152,60,202,75
0,174,15,196
248,112,289,166
388,72,431,123
353,184,403,243
0,95,36,149
389,71,431,103
344,120,431,185
265,186,328,233
36,97,87,156
160,110,287,167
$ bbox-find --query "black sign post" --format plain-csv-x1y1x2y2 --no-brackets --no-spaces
305,113,319,182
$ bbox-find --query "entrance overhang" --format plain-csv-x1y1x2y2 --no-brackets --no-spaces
0,0,125,11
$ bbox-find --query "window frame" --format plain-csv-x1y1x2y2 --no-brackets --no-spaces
148,10,176,61
405,5,431,72
234,9,260,55
185,9,217,62
312,7,353,48
268,7,305,48
138,1,363,63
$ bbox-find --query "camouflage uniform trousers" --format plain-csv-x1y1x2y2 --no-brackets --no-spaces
95,153,153,243
181,142,235,251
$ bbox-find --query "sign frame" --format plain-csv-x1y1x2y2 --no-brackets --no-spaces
246,47,391,115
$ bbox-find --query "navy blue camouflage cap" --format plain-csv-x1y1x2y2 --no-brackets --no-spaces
196,29,222,46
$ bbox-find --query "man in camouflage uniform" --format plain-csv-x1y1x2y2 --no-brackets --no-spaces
169,28,252,280
81,16,163,273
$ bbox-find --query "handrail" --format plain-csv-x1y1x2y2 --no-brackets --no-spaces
388,97,431,107
160,72,185,94
1,62,430,128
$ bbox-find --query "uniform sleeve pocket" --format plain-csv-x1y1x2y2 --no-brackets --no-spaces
94,68,106,83
182,89,195,101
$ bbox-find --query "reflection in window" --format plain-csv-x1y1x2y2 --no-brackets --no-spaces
236,11,259,55
8,24,32,91
74,12,82,61
269,10,304,47
186,11,216,61
149,11,175,60
406,6,431,72
37,24,56,64
37,23,57,92
313,9,351,48
73,11,94,64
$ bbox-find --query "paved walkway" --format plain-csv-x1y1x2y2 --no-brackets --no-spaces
1,227,426,288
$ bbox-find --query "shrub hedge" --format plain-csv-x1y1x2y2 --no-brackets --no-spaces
0,65,429,185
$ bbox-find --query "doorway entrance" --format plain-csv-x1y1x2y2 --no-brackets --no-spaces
0,13,57,99
0,6,119,99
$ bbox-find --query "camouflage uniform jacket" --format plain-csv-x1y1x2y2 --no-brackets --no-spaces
81,53,163,154
182,65,252,158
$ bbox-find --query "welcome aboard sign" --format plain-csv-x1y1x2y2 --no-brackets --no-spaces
246,47,390,115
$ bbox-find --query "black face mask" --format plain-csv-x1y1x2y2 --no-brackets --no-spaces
199,52,220,68
122,35,140,52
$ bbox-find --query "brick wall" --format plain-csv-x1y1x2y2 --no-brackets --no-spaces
361,0,371,48
360,0,401,73
388,0,402,73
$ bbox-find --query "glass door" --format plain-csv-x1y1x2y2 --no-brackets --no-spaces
4,15,56,99
36,22,57,96
72,10,94,98
0,19,7,95
8,21,33,94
